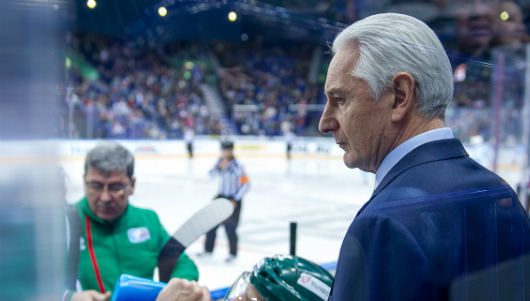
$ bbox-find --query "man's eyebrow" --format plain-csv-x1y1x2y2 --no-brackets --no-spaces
325,88,344,96
87,180,124,184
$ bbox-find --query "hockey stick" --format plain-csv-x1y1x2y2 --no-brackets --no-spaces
158,198,234,282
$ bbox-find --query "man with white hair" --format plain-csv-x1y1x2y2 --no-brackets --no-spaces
319,13,530,300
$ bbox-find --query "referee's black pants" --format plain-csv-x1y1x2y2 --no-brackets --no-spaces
205,196,241,256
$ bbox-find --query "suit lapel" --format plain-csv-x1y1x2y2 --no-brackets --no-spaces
356,139,468,217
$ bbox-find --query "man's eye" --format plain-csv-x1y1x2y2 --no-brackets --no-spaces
108,185,125,192
335,98,345,104
89,183,104,190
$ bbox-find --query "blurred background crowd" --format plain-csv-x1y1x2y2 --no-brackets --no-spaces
65,34,222,139
60,0,530,145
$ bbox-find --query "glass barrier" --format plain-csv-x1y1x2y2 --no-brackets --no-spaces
332,185,530,300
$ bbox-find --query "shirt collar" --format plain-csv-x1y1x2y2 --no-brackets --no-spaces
374,127,454,190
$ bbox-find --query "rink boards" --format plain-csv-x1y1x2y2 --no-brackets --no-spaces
57,137,525,172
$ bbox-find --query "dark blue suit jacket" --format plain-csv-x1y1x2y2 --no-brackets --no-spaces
329,139,530,301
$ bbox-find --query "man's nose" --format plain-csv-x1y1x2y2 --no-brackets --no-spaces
319,104,339,134
100,189,112,202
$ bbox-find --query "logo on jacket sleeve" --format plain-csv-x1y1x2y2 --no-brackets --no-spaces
127,227,151,243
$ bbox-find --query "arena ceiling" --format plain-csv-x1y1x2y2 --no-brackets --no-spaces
75,0,339,41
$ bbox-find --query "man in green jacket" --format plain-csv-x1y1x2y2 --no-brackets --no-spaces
65,141,198,301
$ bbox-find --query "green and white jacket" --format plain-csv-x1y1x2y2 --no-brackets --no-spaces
73,197,199,294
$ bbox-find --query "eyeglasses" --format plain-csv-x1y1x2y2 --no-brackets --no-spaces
85,181,132,196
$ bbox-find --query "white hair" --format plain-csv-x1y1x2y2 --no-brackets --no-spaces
332,13,454,119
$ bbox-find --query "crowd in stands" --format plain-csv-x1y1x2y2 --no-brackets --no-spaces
442,1,530,145
65,34,222,139
214,40,322,136
64,0,530,144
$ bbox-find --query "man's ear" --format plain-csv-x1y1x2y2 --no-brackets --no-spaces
129,177,136,195
390,72,415,123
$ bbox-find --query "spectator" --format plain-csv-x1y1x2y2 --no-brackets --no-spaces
491,1,530,48
455,2,495,59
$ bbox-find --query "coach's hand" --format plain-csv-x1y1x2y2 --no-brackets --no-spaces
156,278,210,301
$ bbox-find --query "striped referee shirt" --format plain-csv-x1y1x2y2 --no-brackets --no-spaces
209,158,250,201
